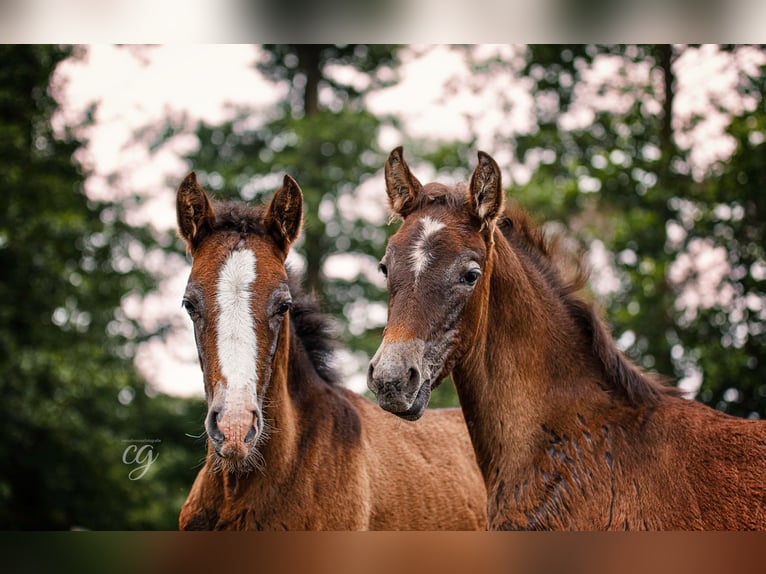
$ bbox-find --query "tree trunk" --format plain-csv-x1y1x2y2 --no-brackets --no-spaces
297,45,321,117
657,44,675,176
295,45,324,295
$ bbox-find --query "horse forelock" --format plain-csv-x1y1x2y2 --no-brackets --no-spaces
211,200,269,237
392,182,468,219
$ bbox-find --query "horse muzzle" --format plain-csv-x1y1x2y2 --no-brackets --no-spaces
206,404,261,460
367,339,430,420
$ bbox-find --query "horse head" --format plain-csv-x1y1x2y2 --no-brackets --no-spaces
367,147,504,420
176,172,303,472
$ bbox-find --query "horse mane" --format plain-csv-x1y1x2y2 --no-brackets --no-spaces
406,182,677,406
496,205,680,407
286,269,341,385
210,200,340,386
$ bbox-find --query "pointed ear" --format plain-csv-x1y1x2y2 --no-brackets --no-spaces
265,174,303,252
384,146,423,218
176,172,215,252
468,151,504,228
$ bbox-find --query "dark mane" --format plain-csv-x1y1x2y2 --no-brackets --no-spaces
210,199,340,386
496,205,679,407
286,268,341,385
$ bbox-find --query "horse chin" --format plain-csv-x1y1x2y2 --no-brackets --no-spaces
219,441,250,460
394,380,432,422
213,444,264,476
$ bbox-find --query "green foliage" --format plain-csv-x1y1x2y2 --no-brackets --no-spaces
675,92,766,414
509,45,766,417
0,45,205,529
6,44,762,531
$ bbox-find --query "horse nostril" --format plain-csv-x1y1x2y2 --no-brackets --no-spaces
206,409,224,443
243,411,258,444
408,367,421,389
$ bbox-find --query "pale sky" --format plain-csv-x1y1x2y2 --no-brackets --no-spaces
51,44,764,398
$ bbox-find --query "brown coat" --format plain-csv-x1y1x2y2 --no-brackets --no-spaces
369,147,766,530
176,172,486,530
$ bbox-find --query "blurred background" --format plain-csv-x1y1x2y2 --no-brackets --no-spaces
1,44,764,529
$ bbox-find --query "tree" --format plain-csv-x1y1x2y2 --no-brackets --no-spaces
0,45,205,529
673,70,766,414
499,44,765,417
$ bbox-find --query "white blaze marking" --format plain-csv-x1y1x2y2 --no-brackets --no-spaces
216,249,258,396
409,216,445,281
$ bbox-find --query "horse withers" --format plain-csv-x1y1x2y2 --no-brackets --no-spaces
368,147,766,530
175,171,485,530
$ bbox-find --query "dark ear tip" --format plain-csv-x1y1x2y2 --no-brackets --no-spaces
477,152,501,173
282,173,300,190
180,171,198,188
388,146,404,162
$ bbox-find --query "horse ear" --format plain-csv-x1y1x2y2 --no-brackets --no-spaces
265,174,303,252
468,151,504,228
176,172,215,252
385,146,423,218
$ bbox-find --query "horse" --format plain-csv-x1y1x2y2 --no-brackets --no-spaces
367,147,766,530
174,171,486,530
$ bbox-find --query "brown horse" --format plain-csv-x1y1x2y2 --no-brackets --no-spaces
367,147,766,530
175,171,485,530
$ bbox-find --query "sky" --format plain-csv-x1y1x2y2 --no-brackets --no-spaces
50,44,764,398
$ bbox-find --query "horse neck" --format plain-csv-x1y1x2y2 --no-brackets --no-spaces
251,318,302,473
453,231,608,483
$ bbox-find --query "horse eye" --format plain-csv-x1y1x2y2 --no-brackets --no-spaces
277,301,292,316
378,262,388,277
182,298,199,318
461,269,481,286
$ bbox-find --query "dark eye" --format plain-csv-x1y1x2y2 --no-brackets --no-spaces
378,262,388,277
277,300,292,316
461,269,481,286
182,298,198,318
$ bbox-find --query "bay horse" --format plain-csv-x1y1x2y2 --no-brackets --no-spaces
175,171,486,530
367,147,766,530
